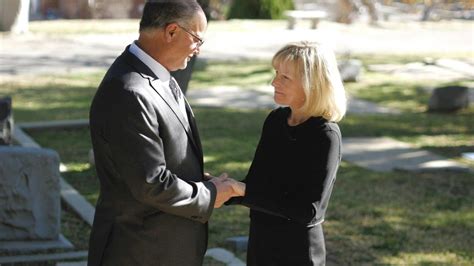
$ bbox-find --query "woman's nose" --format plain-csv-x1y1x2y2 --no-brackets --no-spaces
271,77,278,87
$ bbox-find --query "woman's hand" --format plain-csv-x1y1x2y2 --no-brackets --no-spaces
229,179,246,196
204,172,246,197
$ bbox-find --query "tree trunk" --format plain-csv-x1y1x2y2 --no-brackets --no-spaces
361,0,379,23
336,0,355,24
0,0,30,33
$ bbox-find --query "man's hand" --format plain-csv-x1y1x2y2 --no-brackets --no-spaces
204,173,246,208
205,173,233,208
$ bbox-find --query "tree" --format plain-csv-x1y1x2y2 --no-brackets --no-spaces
335,0,379,24
228,0,294,19
0,0,30,33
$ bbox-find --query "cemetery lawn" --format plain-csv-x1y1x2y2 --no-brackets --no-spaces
2,57,473,265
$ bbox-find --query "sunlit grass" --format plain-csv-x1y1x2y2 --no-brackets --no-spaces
380,252,470,265
398,134,474,168
28,107,474,265
324,163,474,264
344,70,474,112
1,73,103,122
7,53,473,264
190,60,273,89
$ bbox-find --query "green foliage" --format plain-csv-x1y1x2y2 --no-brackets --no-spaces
260,0,294,19
227,0,294,19
227,0,259,19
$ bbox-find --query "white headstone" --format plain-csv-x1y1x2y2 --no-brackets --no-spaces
0,147,61,240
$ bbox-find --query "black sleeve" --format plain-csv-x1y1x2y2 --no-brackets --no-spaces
225,109,291,219
279,129,341,224
229,127,341,225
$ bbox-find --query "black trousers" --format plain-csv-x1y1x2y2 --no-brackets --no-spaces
247,220,326,266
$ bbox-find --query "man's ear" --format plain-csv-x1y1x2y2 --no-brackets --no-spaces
164,23,179,42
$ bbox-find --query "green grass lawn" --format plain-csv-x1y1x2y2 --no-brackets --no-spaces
26,107,474,265
3,55,473,264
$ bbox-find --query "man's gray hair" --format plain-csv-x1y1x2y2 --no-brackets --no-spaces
139,0,203,31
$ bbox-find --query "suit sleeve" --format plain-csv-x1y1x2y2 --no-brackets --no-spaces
99,79,216,223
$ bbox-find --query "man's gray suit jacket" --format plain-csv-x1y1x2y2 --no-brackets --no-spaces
88,47,217,266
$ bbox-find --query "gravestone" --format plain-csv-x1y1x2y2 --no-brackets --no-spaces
0,146,72,251
338,59,362,82
0,97,13,145
428,85,470,112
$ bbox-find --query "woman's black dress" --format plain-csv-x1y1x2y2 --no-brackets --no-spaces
230,107,342,266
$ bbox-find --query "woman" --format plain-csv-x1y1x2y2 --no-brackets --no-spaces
228,41,347,266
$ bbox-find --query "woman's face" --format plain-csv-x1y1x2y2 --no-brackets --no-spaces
271,62,306,109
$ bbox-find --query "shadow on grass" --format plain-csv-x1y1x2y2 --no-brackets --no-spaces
345,78,473,113
327,163,474,264
191,61,273,89
352,82,429,110
26,107,473,264
14,106,91,122
0,71,103,122
341,112,474,137
63,167,99,206
422,145,474,158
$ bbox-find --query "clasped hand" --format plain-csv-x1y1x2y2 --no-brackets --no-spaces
204,173,246,208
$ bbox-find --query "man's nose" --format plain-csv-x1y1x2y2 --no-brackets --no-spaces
194,46,201,55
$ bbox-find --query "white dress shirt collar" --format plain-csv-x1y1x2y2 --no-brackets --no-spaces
129,41,171,83
128,41,189,124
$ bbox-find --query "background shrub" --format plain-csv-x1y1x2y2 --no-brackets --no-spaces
227,0,294,19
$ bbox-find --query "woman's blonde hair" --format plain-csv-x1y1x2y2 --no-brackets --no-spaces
272,41,347,122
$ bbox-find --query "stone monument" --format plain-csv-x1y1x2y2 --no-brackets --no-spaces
339,59,362,82
428,85,470,112
0,147,73,251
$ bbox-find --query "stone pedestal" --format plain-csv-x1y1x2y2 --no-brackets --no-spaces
0,147,67,250
339,59,362,82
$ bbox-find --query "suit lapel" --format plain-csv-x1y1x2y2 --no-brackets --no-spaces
121,47,202,160
148,79,193,135
184,98,203,161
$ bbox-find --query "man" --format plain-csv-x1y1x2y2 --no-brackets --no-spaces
170,0,210,94
88,1,235,265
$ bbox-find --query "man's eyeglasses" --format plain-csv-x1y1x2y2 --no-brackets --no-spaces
177,25,204,48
